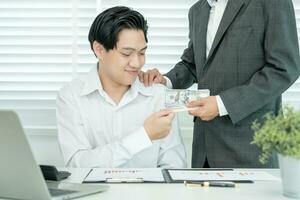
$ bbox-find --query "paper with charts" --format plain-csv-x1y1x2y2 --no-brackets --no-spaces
165,89,210,112
84,168,165,182
168,170,279,181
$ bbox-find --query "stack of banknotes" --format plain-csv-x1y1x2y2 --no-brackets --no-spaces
165,89,210,112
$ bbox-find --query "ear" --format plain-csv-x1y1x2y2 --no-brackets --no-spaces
92,41,106,60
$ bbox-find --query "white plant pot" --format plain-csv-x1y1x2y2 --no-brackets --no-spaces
278,153,300,199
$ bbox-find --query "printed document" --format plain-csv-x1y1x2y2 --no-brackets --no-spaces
84,168,165,182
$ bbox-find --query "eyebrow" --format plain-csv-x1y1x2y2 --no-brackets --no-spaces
121,46,148,51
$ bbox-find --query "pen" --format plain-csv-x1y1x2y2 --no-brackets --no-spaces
207,181,236,187
184,181,237,188
106,178,144,183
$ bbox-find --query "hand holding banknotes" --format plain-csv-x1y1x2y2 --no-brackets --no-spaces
187,96,219,121
144,109,175,140
165,89,210,113
138,69,217,120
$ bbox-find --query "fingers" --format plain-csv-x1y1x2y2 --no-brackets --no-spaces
188,108,203,116
145,69,157,86
187,99,206,107
138,71,145,83
147,68,160,86
188,105,207,118
154,74,167,86
188,107,214,121
140,68,162,87
188,110,209,121
166,112,175,120
160,110,175,123
157,109,173,117
144,70,150,87
156,109,175,124
187,100,204,107
148,69,158,86
153,75,162,83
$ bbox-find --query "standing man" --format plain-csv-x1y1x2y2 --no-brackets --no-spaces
140,0,300,168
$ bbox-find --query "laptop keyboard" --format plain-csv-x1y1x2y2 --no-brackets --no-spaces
49,188,77,197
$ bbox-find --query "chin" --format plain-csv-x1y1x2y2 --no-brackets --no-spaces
120,78,135,87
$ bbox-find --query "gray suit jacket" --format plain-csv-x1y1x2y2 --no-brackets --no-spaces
166,0,300,168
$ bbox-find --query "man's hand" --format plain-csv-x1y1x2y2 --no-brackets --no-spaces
138,68,166,87
187,96,219,121
144,109,175,140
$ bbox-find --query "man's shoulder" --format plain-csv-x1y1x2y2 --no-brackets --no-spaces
152,83,168,97
58,76,85,98
137,80,167,97
152,82,167,92
190,0,206,12
263,0,294,9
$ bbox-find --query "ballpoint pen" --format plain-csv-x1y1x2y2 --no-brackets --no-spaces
106,178,144,183
184,181,237,188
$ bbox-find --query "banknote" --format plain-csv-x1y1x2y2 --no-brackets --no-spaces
165,89,210,112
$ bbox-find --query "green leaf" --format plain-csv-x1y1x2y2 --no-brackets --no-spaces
252,105,300,163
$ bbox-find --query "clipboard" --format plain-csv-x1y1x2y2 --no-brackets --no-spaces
164,168,257,183
161,168,254,183
83,168,166,183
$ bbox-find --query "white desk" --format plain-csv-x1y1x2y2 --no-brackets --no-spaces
59,168,289,200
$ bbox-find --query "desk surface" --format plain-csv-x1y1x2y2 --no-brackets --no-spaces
0,168,288,200
59,168,289,200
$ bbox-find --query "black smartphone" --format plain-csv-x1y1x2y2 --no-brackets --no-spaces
39,165,71,181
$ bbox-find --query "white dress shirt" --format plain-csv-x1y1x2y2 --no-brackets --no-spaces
165,0,229,116
56,66,187,168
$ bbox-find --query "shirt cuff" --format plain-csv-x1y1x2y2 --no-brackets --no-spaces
122,127,153,156
216,95,228,116
164,76,173,89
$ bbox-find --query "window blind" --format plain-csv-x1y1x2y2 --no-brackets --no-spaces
0,0,97,136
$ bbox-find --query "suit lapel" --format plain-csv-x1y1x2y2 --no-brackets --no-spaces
196,1,211,65
205,0,245,63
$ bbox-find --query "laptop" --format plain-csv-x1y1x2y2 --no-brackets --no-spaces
0,110,109,200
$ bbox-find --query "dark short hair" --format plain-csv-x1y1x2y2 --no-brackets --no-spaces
88,6,148,53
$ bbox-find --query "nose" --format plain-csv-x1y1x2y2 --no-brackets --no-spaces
129,54,144,69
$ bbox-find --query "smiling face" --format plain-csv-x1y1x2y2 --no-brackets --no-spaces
94,29,147,88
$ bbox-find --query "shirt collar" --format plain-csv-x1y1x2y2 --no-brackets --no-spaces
207,0,217,6
80,64,154,97
80,65,102,96
130,77,154,97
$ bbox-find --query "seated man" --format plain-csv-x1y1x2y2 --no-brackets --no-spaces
56,6,187,168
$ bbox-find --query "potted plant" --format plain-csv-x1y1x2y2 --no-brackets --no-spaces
251,105,300,199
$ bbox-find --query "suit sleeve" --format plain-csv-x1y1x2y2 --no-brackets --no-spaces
165,8,198,89
220,0,300,124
